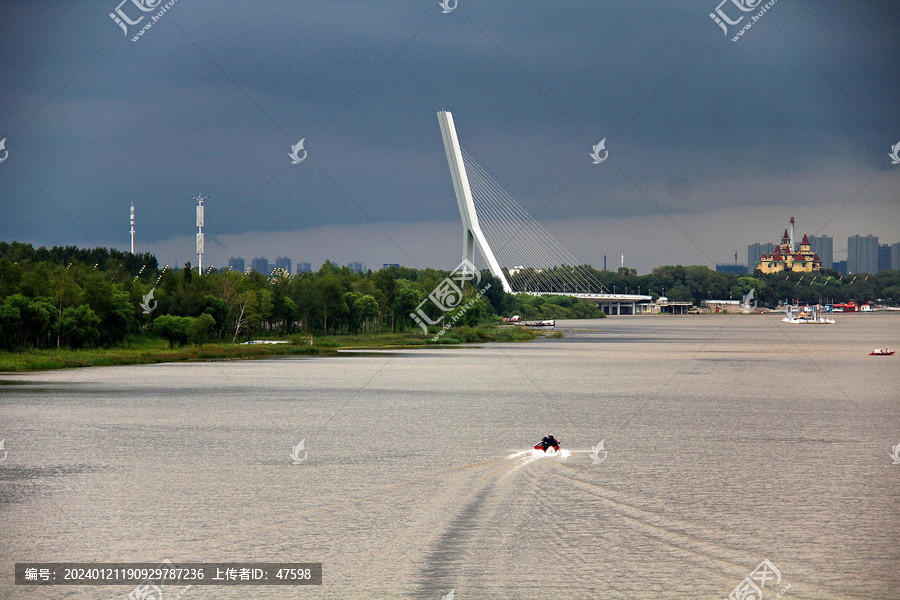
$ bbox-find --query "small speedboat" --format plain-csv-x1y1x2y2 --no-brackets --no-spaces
869,348,895,356
534,438,561,452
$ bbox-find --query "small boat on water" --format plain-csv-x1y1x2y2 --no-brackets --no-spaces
869,348,895,356
782,305,835,324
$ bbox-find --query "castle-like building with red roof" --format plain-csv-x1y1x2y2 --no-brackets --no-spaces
756,221,821,274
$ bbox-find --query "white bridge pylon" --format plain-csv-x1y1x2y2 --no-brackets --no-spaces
437,110,652,309
437,110,513,293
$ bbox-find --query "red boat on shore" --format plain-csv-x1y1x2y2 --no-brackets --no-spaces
833,302,858,313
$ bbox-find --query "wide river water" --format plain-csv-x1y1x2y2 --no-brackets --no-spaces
1,314,898,600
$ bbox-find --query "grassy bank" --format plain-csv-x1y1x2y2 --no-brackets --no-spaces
0,339,324,372
0,325,540,372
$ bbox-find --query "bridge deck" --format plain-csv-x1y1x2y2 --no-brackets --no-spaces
525,292,653,302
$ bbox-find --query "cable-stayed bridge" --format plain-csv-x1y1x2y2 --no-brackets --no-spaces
437,110,651,315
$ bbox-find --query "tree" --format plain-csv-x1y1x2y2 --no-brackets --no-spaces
26,298,55,348
395,287,424,332
295,275,321,333
342,291,361,334
667,283,693,303
0,256,24,299
202,295,230,338
82,277,135,346
231,290,257,343
189,313,216,346
52,268,81,346
371,270,398,331
0,294,52,348
56,305,101,349
352,295,380,334
0,299,23,350
478,270,505,315
272,292,297,334
319,276,345,335
153,315,191,348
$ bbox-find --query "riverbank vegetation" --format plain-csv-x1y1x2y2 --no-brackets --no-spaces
528,264,900,308
1,241,896,369
0,242,559,366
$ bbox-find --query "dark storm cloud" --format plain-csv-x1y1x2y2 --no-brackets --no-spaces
0,0,898,272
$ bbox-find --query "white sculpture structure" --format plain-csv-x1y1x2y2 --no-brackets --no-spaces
437,110,512,293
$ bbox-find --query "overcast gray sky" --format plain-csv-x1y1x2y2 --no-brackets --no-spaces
1,0,898,273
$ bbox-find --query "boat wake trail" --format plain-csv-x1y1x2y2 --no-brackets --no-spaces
506,448,572,462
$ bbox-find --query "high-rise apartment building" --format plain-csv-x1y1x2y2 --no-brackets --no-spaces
228,257,245,272
297,262,312,274
747,243,775,273
251,257,270,273
833,260,847,275
847,235,878,274
274,257,292,272
807,235,833,270
877,244,892,272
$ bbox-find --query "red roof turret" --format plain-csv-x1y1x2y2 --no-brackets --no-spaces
782,228,790,240
801,233,810,245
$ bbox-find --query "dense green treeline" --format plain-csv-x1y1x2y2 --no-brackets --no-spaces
483,263,900,308
589,264,900,307
1,241,897,353
0,242,599,351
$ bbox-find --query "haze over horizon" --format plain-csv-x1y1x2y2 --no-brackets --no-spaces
1,0,898,274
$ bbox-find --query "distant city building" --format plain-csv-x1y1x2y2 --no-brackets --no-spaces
847,235,878,274
877,244,892,272
297,261,312,274
275,256,292,272
715,264,746,275
756,220,821,274
747,243,775,273
383,263,400,269
892,243,900,271
833,260,848,275
251,257,269,273
807,235,833,270
228,257,245,272
347,261,363,273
